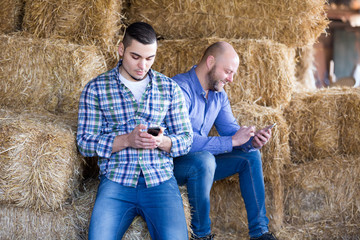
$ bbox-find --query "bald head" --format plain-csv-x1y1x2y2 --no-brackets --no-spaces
195,41,239,93
200,41,238,64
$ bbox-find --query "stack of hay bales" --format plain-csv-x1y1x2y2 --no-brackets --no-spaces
0,32,107,238
281,87,360,238
0,1,193,239
21,0,124,68
125,0,329,237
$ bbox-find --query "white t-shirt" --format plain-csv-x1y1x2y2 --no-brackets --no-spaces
119,73,150,102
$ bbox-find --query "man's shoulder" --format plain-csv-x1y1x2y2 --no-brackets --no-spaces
151,69,180,89
83,68,115,90
172,71,192,89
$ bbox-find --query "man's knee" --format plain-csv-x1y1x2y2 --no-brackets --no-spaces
191,151,216,176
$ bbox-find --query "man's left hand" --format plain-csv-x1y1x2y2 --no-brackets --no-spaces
252,127,272,149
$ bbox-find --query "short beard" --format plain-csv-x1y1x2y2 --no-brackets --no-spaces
207,65,221,92
121,65,146,81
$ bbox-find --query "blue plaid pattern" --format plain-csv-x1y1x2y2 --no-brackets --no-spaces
77,61,193,187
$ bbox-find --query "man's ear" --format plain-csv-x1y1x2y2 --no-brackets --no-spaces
118,42,124,57
206,55,215,70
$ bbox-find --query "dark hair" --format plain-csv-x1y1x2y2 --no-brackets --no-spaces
123,22,157,49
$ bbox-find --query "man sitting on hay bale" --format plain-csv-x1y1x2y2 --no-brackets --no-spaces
173,42,278,240
76,22,193,240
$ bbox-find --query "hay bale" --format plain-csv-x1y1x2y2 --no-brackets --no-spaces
276,221,360,240
0,108,84,211
283,155,360,238
338,89,360,155
0,179,97,240
285,87,360,163
0,33,106,116
0,0,24,33
210,178,282,237
126,0,329,47
154,38,296,108
22,0,124,49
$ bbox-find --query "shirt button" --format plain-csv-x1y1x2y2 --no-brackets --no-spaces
139,157,142,160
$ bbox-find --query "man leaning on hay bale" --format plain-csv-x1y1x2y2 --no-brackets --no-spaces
172,42,278,240
76,22,193,239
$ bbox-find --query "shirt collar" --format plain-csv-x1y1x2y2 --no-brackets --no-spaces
189,65,207,97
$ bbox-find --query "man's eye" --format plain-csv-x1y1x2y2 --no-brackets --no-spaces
132,56,139,60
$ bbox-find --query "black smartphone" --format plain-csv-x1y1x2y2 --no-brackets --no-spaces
147,127,161,136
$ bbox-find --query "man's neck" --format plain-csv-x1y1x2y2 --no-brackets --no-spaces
195,65,210,98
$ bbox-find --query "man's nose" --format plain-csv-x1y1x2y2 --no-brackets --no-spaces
138,59,146,69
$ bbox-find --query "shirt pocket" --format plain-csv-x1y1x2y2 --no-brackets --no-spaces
148,101,170,125
101,106,131,132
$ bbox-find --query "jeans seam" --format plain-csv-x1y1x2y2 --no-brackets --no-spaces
117,206,137,238
246,157,261,217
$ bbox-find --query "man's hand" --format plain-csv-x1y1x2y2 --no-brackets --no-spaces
252,126,272,149
232,126,256,147
112,125,172,153
112,124,157,153
154,127,172,153
127,124,157,149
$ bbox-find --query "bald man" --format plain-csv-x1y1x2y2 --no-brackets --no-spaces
172,42,278,240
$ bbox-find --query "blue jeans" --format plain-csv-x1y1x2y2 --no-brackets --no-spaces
88,175,188,240
173,149,269,238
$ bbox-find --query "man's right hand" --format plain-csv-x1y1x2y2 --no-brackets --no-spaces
231,126,256,147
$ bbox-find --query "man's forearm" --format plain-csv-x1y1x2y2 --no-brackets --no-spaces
112,134,130,153
157,136,172,153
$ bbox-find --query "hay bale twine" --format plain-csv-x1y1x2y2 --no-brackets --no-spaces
0,33,106,117
283,155,360,238
0,0,24,33
22,0,124,49
285,87,360,163
126,0,329,47
154,38,296,108
0,108,84,211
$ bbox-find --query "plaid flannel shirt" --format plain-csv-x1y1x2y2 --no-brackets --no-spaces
77,61,193,187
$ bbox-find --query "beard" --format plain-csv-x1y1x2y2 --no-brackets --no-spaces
121,64,146,81
207,65,224,92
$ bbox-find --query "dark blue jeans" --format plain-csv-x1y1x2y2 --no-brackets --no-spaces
173,149,269,238
88,175,188,240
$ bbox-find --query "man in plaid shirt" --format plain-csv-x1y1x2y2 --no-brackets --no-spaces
77,22,193,240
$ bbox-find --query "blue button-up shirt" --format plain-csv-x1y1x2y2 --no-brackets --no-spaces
172,66,254,155
77,61,193,187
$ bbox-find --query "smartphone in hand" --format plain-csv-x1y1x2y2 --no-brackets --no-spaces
264,123,276,131
147,127,161,136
